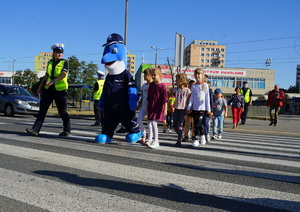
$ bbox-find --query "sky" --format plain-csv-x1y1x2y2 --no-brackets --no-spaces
1,0,300,90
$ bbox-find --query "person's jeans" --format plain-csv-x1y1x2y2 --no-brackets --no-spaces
213,115,224,135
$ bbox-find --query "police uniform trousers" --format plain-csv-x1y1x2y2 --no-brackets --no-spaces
32,86,71,133
93,100,104,126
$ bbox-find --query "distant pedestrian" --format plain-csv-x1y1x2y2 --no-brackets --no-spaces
166,87,175,132
147,66,168,149
26,43,71,136
240,81,253,125
186,68,211,146
172,73,191,147
228,86,244,129
266,84,285,126
212,88,227,139
136,68,152,145
91,71,105,127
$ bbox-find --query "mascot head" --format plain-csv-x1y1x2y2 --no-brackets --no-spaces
101,33,127,75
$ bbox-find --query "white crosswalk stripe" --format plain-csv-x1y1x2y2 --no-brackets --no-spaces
0,118,300,211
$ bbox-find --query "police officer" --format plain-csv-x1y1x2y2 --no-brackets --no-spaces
240,81,253,125
26,43,71,136
91,71,105,127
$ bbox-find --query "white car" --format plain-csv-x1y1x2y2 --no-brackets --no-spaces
0,84,40,116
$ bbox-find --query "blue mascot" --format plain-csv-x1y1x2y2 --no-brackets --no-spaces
95,33,141,144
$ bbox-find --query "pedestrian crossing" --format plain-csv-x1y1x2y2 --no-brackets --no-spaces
0,118,300,211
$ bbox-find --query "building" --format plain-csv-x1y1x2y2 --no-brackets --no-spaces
34,52,52,72
135,64,275,99
0,71,13,85
184,40,226,68
127,53,136,75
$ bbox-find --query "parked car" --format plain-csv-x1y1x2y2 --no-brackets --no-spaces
0,84,40,116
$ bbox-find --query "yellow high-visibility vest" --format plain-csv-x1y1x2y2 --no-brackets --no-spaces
45,60,68,91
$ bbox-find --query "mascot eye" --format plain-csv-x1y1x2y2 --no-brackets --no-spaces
112,48,118,54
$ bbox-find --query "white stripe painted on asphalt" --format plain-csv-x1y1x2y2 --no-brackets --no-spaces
1,132,299,183
0,143,299,211
0,168,175,212
1,132,299,168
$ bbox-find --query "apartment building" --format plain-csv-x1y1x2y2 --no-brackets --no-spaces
127,53,136,75
184,40,226,68
34,52,52,72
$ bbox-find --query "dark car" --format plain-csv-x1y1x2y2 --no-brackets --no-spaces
0,84,40,116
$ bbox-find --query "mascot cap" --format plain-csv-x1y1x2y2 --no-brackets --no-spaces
102,33,124,47
51,43,64,53
97,71,105,76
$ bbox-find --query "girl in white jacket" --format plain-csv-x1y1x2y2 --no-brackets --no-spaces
186,68,211,146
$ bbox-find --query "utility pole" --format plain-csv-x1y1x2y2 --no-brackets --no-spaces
5,58,17,85
124,0,128,46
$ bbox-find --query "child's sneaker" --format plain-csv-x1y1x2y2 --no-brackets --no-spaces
182,136,188,142
175,140,181,147
200,135,206,145
191,140,200,147
217,134,222,139
206,134,210,142
148,141,160,149
212,134,217,139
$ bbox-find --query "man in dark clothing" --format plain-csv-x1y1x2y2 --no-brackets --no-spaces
240,81,253,125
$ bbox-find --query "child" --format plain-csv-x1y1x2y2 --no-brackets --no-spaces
136,68,152,145
212,88,227,139
203,75,214,142
166,88,175,132
173,73,191,147
147,67,168,148
186,68,211,146
228,86,244,129
183,79,195,142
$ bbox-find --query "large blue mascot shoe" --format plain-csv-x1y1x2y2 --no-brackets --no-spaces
95,134,112,144
126,131,142,143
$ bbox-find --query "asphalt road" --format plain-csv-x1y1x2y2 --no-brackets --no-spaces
0,114,299,211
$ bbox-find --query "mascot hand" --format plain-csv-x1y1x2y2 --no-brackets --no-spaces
129,100,137,111
128,87,138,111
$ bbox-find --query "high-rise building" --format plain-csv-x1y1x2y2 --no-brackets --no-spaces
34,52,52,72
127,53,136,74
184,40,226,68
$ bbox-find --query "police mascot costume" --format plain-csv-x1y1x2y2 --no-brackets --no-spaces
95,33,141,144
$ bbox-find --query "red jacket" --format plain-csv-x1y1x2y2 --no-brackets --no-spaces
267,89,285,107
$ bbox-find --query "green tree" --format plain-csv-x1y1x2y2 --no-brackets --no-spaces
13,69,38,88
68,56,82,84
67,56,98,102
287,85,298,93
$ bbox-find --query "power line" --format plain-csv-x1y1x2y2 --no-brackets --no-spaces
222,35,300,45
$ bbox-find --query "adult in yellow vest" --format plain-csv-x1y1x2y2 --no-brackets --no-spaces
91,71,105,126
26,43,71,136
240,81,253,125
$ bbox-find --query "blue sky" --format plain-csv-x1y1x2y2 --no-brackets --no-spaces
1,0,299,89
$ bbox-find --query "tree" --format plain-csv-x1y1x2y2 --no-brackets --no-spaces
67,56,98,101
287,85,298,93
68,56,82,84
13,69,38,88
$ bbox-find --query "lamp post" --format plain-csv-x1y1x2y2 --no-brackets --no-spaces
151,46,162,67
5,58,17,85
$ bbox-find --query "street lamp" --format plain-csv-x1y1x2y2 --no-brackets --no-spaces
5,58,17,85
151,46,163,67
